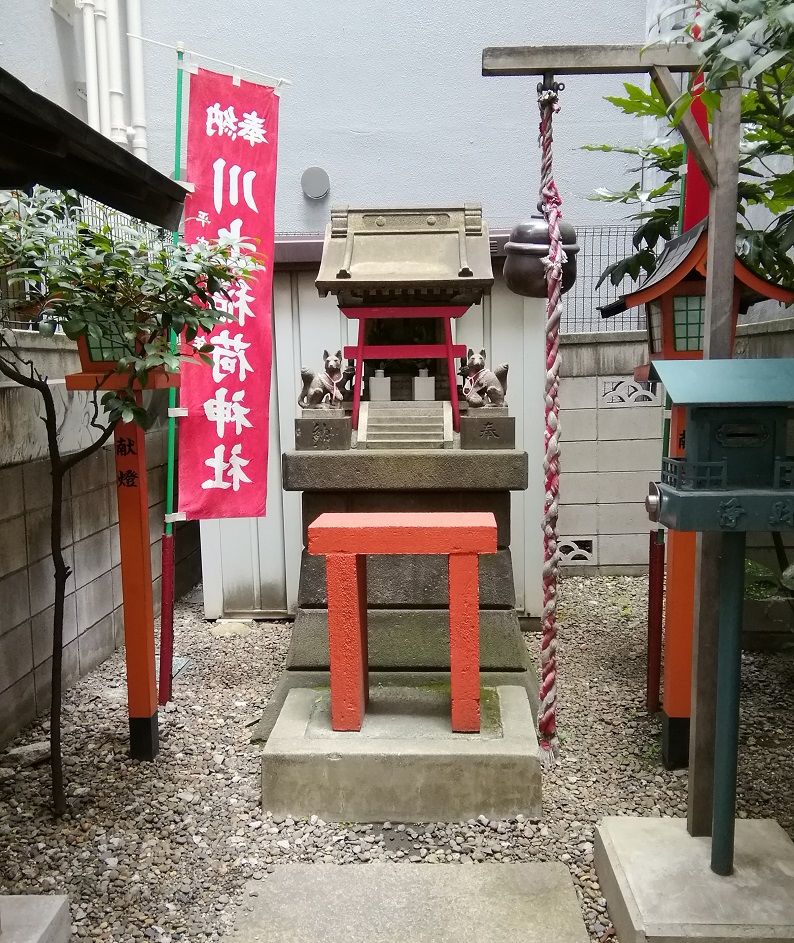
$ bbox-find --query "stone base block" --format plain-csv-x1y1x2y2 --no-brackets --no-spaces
228,864,588,943
285,607,529,671
0,895,71,943
252,668,540,743
295,415,352,451
460,416,516,450
595,816,794,943
283,450,528,492
261,684,541,822
297,548,516,607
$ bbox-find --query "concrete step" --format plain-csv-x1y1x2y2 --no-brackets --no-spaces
0,896,71,943
228,863,589,942
367,404,444,415
367,416,442,426
367,425,445,435
367,431,445,441
365,439,446,450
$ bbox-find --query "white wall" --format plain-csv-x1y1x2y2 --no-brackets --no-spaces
2,1,652,233
0,2,87,117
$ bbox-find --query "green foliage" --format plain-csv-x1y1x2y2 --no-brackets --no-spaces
588,65,794,290
653,0,794,104
0,187,253,425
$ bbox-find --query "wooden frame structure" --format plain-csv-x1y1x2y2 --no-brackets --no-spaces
482,41,746,862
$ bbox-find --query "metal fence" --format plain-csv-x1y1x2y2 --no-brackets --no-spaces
1,194,165,331
562,224,644,334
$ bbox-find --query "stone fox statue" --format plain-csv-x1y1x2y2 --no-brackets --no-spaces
298,350,354,407
462,348,508,407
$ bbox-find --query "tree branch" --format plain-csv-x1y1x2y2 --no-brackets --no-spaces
61,417,119,473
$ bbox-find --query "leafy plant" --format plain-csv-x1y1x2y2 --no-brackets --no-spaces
0,187,250,814
656,0,794,101
587,66,794,290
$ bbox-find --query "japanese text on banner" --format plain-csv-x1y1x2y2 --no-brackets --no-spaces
178,69,279,520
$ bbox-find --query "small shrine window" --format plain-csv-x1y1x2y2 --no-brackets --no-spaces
672,295,704,352
647,301,663,354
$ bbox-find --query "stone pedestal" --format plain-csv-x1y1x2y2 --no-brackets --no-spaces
295,409,352,451
460,409,516,450
595,817,794,943
256,448,533,742
262,684,541,821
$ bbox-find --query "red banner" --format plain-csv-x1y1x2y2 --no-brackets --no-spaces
178,68,278,519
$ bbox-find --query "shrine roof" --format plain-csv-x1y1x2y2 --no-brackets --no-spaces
315,204,494,308
0,67,186,229
649,358,794,406
600,218,793,318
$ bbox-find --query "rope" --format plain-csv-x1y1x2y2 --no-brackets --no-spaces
538,81,565,766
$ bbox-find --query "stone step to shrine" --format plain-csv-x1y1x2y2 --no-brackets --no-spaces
227,863,589,943
368,416,441,426
359,401,452,449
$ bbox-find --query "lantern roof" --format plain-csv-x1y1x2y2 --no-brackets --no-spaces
600,218,793,318
0,67,186,230
649,358,794,406
315,204,494,308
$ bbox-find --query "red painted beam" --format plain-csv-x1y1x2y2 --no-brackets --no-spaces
340,305,471,320
308,511,497,556
343,344,467,360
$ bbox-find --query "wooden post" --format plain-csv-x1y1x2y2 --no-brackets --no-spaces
687,84,742,836
326,553,368,731
114,413,159,760
448,552,481,732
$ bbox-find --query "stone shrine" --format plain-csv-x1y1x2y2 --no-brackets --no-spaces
258,205,541,821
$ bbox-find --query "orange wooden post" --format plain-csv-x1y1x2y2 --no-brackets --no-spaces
662,404,695,768
448,552,480,732
309,512,496,734
114,415,159,760
325,553,368,731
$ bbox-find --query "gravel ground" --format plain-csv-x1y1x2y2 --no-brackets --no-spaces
2,575,794,943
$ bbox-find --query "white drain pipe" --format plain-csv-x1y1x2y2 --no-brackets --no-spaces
126,0,149,161
105,0,127,145
94,0,112,137
79,0,101,130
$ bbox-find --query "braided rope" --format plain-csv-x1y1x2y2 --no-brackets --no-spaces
538,84,565,765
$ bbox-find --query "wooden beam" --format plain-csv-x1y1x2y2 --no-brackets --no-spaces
482,44,701,76
687,84,743,838
651,66,717,188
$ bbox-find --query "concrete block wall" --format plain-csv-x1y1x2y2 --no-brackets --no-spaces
558,331,664,574
555,316,794,574
0,427,200,748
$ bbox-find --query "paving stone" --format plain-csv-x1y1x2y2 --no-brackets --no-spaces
227,863,587,943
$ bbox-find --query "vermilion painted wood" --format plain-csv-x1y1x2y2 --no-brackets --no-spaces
339,306,471,321
114,416,158,726
342,344,467,360
340,306,471,432
308,512,497,556
308,512,497,733
326,553,369,731
448,553,481,731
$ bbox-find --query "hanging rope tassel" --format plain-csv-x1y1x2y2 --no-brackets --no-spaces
538,81,566,767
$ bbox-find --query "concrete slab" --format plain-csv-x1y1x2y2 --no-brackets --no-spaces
261,684,541,822
595,816,794,943
227,863,588,943
252,668,540,743
0,895,70,943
